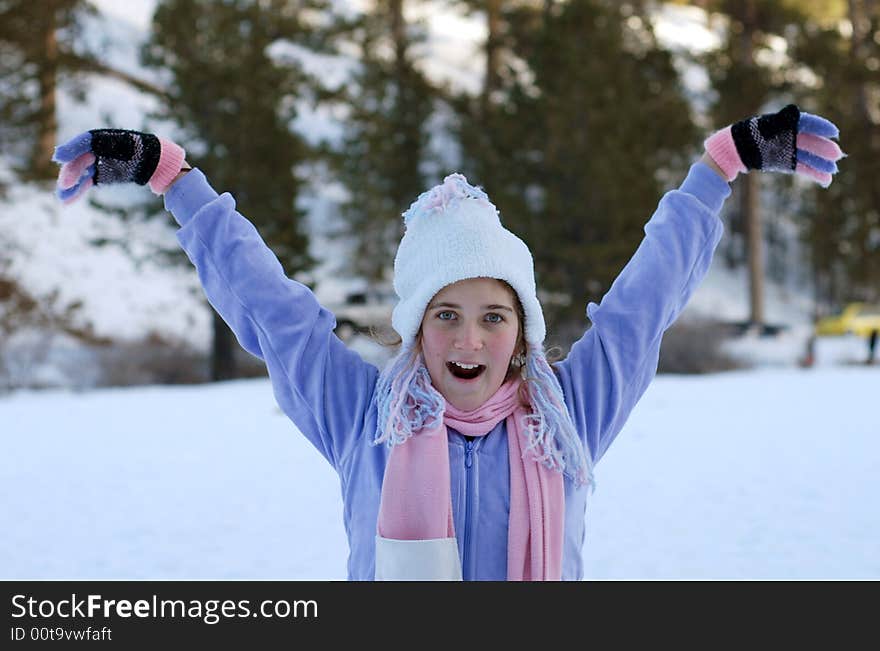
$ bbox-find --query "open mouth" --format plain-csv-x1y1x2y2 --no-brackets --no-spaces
446,361,486,380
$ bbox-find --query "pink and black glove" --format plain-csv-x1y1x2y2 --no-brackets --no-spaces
53,129,185,203
704,104,844,187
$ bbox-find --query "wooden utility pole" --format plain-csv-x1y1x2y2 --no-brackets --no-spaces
740,0,765,328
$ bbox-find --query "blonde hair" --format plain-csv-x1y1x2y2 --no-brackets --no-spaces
373,339,594,488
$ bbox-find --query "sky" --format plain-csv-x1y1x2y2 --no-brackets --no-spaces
2,361,877,580
88,0,156,31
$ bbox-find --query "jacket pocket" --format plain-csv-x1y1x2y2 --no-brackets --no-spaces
374,536,463,581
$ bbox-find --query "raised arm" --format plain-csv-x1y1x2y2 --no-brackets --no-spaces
54,129,379,470
555,105,844,465
555,160,729,465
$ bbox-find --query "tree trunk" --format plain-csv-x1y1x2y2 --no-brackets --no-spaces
389,0,406,65
211,310,237,381
740,0,764,328
34,3,58,180
743,173,764,326
849,0,880,299
482,0,502,119
848,0,876,147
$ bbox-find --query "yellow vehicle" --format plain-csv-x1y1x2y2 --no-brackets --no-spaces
815,302,880,337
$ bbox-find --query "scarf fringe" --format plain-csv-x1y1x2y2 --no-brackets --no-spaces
520,348,595,490
374,346,444,447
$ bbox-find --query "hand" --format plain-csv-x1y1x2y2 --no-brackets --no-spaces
53,129,186,203
704,104,844,187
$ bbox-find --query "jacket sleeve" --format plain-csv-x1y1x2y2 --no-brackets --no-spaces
164,169,379,471
554,162,730,465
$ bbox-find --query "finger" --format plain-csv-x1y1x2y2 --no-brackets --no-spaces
57,170,95,204
798,112,839,139
52,131,94,164
797,148,838,174
57,152,96,189
795,162,833,188
796,133,844,161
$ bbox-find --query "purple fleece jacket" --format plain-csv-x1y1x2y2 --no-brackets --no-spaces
164,162,730,580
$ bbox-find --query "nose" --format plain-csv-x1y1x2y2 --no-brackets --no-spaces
453,320,484,351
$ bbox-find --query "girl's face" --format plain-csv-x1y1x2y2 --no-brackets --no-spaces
419,277,521,411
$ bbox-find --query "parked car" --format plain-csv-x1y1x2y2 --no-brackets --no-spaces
328,287,396,341
814,302,880,338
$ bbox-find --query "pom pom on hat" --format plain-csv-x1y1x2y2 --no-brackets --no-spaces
392,173,546,347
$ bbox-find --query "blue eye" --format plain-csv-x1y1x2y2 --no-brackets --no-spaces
437,311,455,321
486,313,503,323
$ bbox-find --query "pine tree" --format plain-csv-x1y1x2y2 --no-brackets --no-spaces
792,0,880,308
699,0,846,328
145,0,320,379
0,0,168,182
453,0,697,342
0,0,93,179
332,0,435,284
702,0,797,328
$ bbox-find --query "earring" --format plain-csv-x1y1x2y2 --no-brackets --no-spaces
511,352,526,379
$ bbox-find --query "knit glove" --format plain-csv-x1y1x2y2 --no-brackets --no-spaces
704,104,844,187
53,129,186,204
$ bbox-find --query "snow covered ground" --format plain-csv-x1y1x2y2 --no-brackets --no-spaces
2,362,877,580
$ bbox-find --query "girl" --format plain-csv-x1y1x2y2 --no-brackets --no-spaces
53,105,843,580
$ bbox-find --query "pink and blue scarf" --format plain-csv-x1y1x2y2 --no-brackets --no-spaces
377,378,564,581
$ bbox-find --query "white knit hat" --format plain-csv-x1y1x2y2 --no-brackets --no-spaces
392,173,546,347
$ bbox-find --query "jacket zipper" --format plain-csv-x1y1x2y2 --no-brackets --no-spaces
462,438,476,579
